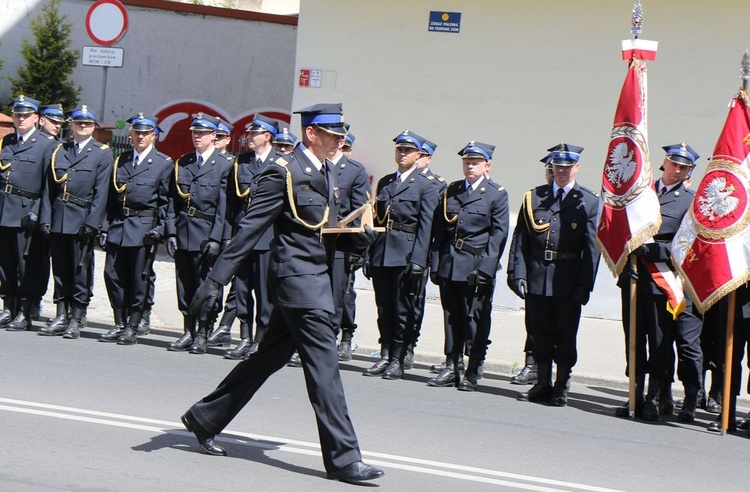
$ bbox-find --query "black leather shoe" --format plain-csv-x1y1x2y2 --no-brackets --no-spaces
614,400,644,418
38,324,67,336
6,311,31,331
677,394,698,422
62,320,82,339
207,325,232,347
511,364,538,385
99,326,125,343
641,400,659,421
363,357,389,377
737,411,750,430
245,341,260,357
427,368,456,387
705,396,721,414
403,349,414,370
137,310,151,336
708,417,737,433
287,354,302,367
224,338,251,360
117,327,138,346
430,357,450,374
550,387,568,407
327,461,384,484
458,372,478,392
189,333,208,354
518,383,552,403
382,360,403,380
181,411,226,456
0,308,12,326
167,332,193,351
337,341,352,361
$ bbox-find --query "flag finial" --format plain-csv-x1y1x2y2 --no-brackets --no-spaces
631,1,643,39
741,49,750,91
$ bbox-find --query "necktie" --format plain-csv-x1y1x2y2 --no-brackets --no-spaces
556,188,564,203
133,155,139,170
17,136,23,145
467,185,473,196
660,186,667,196
75,143,81,154
395,174,402,190
256,157,263,169
198,155,204,167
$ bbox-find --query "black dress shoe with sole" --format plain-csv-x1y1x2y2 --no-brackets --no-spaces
363,357,389,376
181,411,226,456
327,461,384,484
427,368,456,387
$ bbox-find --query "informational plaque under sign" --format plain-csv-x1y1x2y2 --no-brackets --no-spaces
299,68,322,88
81,46,124,67
428,11,461,33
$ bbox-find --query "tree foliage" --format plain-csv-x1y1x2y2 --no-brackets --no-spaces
9,0,80,108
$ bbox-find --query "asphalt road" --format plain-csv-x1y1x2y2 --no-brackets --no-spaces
1,324,748,491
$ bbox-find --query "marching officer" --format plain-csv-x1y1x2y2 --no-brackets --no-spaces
618,144,704,422
38,105,113,339
332,127,371,361
185,103,383,483
364,130,440,380
272,125,297,154
509,143,599,406
165,113,232,354
98,114,173,345
428,141,509,390
215,114,280,360
0,96,56,330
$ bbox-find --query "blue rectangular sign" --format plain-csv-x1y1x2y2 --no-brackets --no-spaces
428,11,461,34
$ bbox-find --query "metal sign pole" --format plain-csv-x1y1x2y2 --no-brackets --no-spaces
100,66,108,120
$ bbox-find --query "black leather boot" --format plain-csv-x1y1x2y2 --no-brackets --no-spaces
338,330,353,361
62,305,85,339
168,316,195,351
382,343,404,380
363,347,389,377
706,371,722,414
518,362,553,403
208,310,234,347
137,308,151,336
6,299,32,331
658,383,675,415
39,302,68,336
427,357,457,387
403,344,415,370
615,375,645,418
189,321,209,354
0,297,18,327
458,359,481,392
511,353,538,385
551,365,572,407
117,311,141,345
224,322,251,360
29,297,42,321
677,385,700,422
708,393,737,432
99,309,126,342
430,356,450,374
641,377,662,421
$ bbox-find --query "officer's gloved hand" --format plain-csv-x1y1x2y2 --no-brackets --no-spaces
98,232,108,250
403,263,425,287
508,277,527,299
21,212,38,235
201,239,221,264
39,223,51,237
166,236,177,258
345,253,364,272
633,244,649,257
350,225,377,251
189,278,221,317
78,224,98,239
468,270,493,293
144,229,163,246
573,286,591,306
362,259,372,279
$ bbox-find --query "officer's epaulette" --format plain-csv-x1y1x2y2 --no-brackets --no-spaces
423,173,435,180
156,151,173,161
579,185,599,198
217,152,233,162
46,134,55,140
274,156,289,167
99,144,109,150
497,185,504,192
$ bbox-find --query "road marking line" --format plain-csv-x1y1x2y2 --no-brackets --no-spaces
0,397,624,492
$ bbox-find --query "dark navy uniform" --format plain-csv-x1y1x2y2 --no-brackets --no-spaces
430,142,509,390
0,96,56,330
100,116,173,345
509,144,599,405
39,106,113,338
366,130,440,380
185,104,382,481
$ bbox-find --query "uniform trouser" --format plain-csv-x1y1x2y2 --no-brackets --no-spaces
701,297,727,374
174,249,213,318
145,263,156,310
0,227,48,300
189,305,362,472
439,280,493,363
526,293,581,368
50,233,94,306
522,309,534,353
235,249,272,333
221,282,237,321
643,290,703,388
332,254,359,339
411,270,430,347
371,266,416,352
103,243,152,313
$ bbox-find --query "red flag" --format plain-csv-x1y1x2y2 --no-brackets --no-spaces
596,57,662,276
671,91,750,313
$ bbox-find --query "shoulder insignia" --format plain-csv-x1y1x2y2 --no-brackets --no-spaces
426,175,435,180
100,144,109,150
498,186,504,191
47,135,55,140
275,157,289,167
438,176,445,182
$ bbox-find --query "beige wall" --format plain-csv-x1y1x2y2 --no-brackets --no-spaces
293,0,750,317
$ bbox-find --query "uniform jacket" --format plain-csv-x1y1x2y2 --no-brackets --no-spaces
0,130,55,226
226,149,283,250
102,148,174,247
40,139,113,234
209,144,340,311
369,169,440,268
431,178,510,281
166,149,231,252
509,181,599,296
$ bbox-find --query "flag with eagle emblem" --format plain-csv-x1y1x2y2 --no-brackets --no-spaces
596,44,661,277
671,90,750,313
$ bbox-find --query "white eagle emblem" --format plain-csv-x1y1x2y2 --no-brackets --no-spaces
605,142,637,188
698,177,739,221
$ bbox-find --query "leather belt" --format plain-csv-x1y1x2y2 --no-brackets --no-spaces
59,191,92,210
532,249,580,261
186,206,214,221
3,183,40,200
452,238,485,256
122,206,158,218
386,219,416,234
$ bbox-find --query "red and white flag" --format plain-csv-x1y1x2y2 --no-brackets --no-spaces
671,91,750,313
596,48,661,277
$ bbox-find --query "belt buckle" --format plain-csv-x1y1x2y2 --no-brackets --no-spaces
4,182,12,194
187,206,196,217
123,206,131,217
544,250,555,261
455,238,465,251
386,218,394,231
62,190,70,202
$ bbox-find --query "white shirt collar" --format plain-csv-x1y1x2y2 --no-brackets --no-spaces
256,146,272,163
299,142,324,172
552,180,575,199
466,175,485,191
134,145,153,163
19,128,36,142
197,147,214,163
396,165,417,183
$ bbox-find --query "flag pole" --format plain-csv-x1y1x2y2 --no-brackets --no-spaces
626,0,643,420
719,50,750,435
